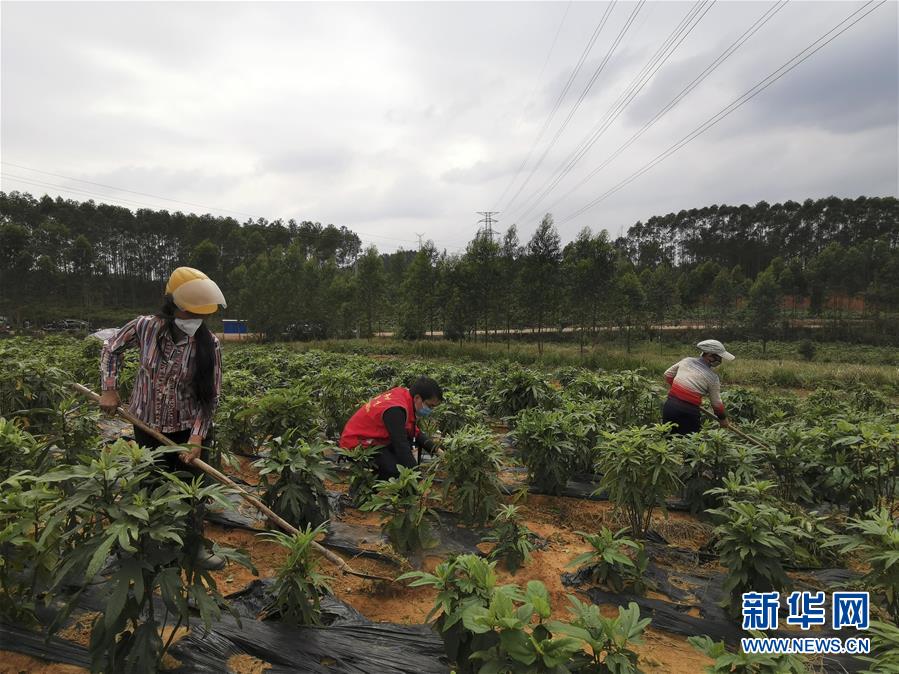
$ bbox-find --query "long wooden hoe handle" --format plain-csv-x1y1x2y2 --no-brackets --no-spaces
71,383,393,582
699,406,773,451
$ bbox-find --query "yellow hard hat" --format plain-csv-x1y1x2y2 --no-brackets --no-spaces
165,267,227,315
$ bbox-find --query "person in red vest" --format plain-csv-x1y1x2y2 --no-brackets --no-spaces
340,377,443,479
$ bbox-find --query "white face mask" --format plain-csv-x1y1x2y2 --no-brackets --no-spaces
174,317,203,337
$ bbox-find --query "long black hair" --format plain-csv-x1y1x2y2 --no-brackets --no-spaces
156,296,216,413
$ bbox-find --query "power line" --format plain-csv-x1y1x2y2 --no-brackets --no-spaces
0,160,258,218
544,0,788,215
494,0,573,208
502,0,647,216
496,1,618,212
512,0,718,224
560,0,887,225
0,171,467,254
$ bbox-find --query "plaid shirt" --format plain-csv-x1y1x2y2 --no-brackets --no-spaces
100,315,222,437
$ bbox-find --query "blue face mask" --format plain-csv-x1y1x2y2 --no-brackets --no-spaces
417,403,433,417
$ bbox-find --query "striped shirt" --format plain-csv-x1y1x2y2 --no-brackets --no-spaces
100,315,222,437
664,357,726,418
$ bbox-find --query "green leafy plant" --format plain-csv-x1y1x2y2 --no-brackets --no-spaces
594,425,682,538
861,620,899,674
675,429,762,513
431,390,487,436
399,554,499,672
253,431,334,529
484,505,534,573
689,634,808,673
336,444,380,507
362,466,438,554
510,407,575,495
488,367,560,418
825,508,899,621
568,528,647,594
237,383,322,445
262,523,332,626
549,598,651,674
316,368,376,439
706,498,808,614
0,417,47,480
41,440,254,673
462,580,584,673
438,424,505,525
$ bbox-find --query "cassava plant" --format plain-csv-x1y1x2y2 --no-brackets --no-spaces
41,440,254,673
484,504,534,573
549,598,651,674
337,444,380,507
262,523,332,626
568,527,648,594
510,407,576,495
594,424,682,538
253,430,334,529
438,424,504,525
362,466,438,554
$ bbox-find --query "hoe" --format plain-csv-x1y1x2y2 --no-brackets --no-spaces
72,382,394,582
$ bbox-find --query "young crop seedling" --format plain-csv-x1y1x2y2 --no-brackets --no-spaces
484,504,534,574
548,598,651,674
510,407,576,495
568,527,648,595
362,466,438,555
438,424,504,526
399,554,500,672
262,523,332,626
688,634,808,673
236,383,322,446
860,620,899,674
429,390,487,436
488,366,559,418
595,424,682,538
336,444,380,507
462,580,584,673
253,430,334,529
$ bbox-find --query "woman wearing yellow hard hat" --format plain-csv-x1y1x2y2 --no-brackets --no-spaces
98,267,227,569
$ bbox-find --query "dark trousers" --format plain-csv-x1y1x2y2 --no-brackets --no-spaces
662,397,701,436
373,443,418,480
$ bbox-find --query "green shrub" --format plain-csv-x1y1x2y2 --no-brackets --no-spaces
675,429,762,513
42,440,254,672
797,339,816,361
594,425,682,538
706,499,808,614
316,368,376,440
362,466,438,554
861,620,899,674
488,367,559,418
253,431,334,529
431,391,487,436
237,384,321,445
484,505,534,574
0,417,47,480
568,528,647,594
438,424,504,525
510,408,575,495
262,523,332,626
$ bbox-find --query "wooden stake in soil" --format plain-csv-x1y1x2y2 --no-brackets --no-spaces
71,382,393,582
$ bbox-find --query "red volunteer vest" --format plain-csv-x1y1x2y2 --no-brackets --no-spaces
339,387,419,449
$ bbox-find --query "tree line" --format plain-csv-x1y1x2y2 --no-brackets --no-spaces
1,191,896,345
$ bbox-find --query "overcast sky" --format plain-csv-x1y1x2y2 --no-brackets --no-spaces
2,1,896,254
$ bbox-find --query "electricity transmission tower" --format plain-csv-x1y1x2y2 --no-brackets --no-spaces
477,211,500,242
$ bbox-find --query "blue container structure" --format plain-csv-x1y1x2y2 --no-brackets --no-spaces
222,319,248,335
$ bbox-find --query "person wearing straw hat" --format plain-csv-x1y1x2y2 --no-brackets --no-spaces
661,339,734,436
98,266,226,569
